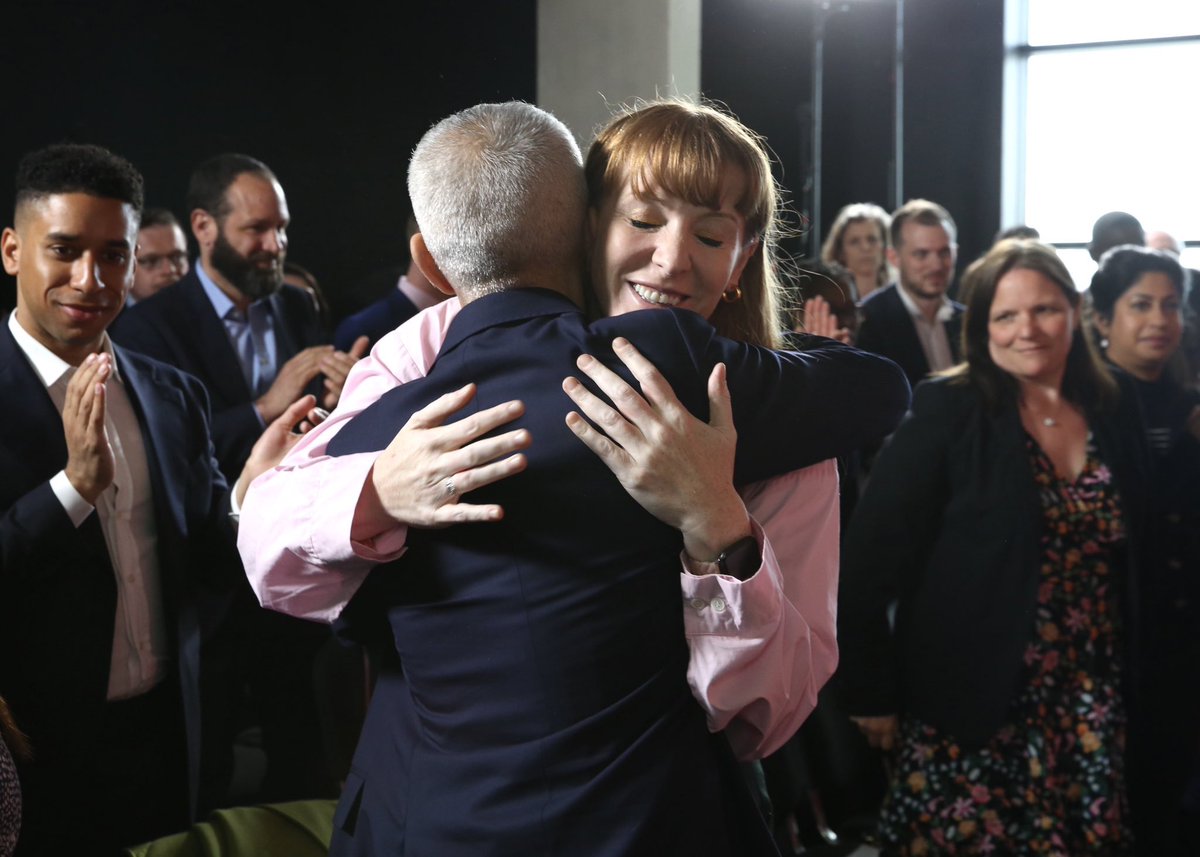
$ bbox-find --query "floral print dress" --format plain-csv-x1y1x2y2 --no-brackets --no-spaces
877,434,1132,856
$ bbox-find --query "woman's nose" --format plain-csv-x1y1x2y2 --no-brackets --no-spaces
652,227,691,276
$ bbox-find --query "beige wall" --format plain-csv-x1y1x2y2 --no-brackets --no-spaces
537,0,700,146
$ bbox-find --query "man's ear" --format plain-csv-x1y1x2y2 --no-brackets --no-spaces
1,227,20,276
191,209,216,251
410,233,455,296
886,246,900,269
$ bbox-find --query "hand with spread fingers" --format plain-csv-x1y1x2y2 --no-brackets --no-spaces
356,383,532,533
62,352,115,505
237,394,325,507
800,296,852,343
562,338,751,561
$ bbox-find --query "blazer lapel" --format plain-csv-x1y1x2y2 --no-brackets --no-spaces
268,289,301,364
180,274,255,405
0,320,70,480
116,346,190,540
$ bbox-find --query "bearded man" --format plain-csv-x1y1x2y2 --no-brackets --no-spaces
113,154,363,805
114,153,365,481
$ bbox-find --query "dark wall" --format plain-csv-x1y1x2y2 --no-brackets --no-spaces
702,0,1004,276
0,2,536,319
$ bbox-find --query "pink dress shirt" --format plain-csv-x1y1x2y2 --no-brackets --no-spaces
238,299,840,759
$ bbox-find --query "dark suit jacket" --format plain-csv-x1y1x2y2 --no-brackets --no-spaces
332,285,420,352
0,320,241,847
112,269,327,481
837,376,1149,747
324,288,910,856
856,283,964,389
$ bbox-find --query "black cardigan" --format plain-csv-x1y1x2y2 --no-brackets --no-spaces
836,374,1150,747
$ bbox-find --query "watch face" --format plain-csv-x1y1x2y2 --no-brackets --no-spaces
718,535,760,580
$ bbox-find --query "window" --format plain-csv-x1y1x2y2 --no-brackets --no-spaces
1003,0,1200,290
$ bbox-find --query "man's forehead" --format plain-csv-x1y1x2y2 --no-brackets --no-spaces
139,222,186,242
17,192,137,238
902,220,954,247
223,172,288,216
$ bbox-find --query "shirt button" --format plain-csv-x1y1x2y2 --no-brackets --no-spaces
689,598,706,611
710,597,727,614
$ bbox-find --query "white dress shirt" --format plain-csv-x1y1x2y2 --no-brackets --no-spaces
9,311,168,700
896,283,957,373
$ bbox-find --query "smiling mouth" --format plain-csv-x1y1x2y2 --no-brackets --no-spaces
59,304,110,320
631,283,683,307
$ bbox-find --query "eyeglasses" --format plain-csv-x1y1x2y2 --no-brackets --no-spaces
136,251,188,271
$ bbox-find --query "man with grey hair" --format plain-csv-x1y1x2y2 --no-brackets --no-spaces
406,102,587,298
286,101,905,856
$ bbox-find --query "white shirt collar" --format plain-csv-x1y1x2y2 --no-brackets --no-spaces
895,282,956,324
195,259,240,319
7,309,121,390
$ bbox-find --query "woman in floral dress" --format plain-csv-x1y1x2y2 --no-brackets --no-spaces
837,240,1151,855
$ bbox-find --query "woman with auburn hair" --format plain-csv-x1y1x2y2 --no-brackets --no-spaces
821,202,891,302
838,239,1156,854
583,99,789,348
241,100,908,836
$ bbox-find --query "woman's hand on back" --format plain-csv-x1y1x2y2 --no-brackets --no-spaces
562,338,751,560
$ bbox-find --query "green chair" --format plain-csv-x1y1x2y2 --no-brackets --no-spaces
126,799,336,857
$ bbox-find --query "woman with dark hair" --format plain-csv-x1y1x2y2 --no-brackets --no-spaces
838,239,1151,854
1088,245,1200,852
0,697,27,856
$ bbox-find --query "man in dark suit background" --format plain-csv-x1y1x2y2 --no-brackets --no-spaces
113,154,366,482
856,199,964,388
332,214,448,351
0,144,244,854
112,154,362,803
320,102,909,856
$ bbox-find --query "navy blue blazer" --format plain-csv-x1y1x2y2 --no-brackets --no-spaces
837,376,1149,745
856,283,964,389
0,319,241,838
112,269,328,481
325,288,910,856
332,285,420,352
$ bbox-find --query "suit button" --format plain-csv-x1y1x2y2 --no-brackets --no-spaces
710,597,727,614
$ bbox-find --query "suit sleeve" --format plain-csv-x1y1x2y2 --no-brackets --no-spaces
694,319,910,483
113,309,265,482
238,301,462,623
0,479,82,589
682,461,841,759
836,380,955,715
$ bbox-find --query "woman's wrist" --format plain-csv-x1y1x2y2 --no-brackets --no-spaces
681,490,753,563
